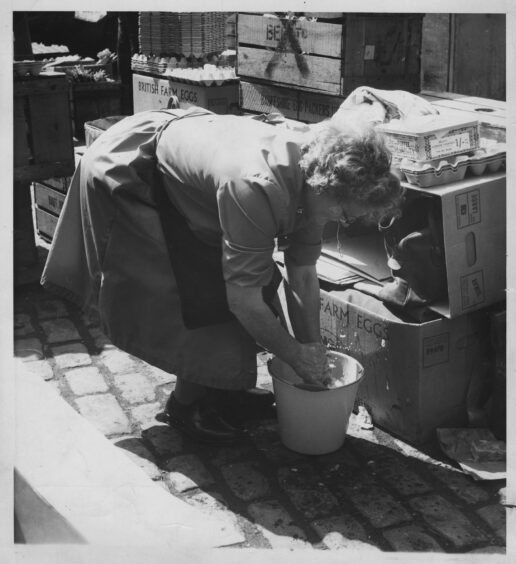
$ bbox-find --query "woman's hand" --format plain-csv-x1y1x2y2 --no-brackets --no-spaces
291,342,328,387
226,283,328,387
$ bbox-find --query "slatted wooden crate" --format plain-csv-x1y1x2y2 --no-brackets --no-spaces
34,206,59,242
240,81,345,123
237,12,423,99
14,73,75,182
71,81,123,140
37,175,73,193
238,13,343,95
33,182,66,215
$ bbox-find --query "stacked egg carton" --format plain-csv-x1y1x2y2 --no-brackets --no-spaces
377,114,506,188
138,12,226,58
397,139,506,188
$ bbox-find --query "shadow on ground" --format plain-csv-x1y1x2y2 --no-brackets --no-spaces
114,416,506,553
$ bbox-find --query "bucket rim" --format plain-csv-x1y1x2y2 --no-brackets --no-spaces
269,353,364,392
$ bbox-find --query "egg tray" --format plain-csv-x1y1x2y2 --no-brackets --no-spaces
132,62,239,86
397,149,506,188
13,60,45,77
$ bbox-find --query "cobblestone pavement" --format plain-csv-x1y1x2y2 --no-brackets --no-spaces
13,281,508,553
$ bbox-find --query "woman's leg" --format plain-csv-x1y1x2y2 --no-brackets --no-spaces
173,378,208,405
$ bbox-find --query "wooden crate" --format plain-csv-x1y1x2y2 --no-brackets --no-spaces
35,206,59,242
33,182,66,215
240,80,344,123
238,13,342,95
38,175,73,193
237,13,422,97
14,73,75,182
71,81,123,140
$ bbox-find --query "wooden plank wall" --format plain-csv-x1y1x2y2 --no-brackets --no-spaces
452,14,505,100
342,14,422,94
421,14,506,101
420,14,451,93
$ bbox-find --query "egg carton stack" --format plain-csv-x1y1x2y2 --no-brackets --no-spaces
13,60,45,77
397,139,506,188
138,12,226,58
376,113,506,188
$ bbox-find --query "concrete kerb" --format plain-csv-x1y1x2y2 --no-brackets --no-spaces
14,360,244,548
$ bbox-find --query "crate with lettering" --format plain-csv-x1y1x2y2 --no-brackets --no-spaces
33,182,66,215
320,289,490,444
32,180,69,242
132,72,240,114
239,80,346,123
237,12,422,97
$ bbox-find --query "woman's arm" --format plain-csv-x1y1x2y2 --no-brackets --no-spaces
226,283,327,385
283,261,321,344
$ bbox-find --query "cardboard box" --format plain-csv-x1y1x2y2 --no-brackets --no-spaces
322,173,506,318
405,173,506,318
376,115,480,162
132,73,240,115
320,289,490,444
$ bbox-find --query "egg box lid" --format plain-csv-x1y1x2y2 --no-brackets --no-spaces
376,114,479,137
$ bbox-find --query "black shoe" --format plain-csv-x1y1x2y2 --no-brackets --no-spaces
161,395,246,445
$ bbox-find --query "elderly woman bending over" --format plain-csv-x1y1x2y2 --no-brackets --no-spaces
42,107,403,444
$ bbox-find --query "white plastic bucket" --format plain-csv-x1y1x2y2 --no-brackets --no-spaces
268,351,364,455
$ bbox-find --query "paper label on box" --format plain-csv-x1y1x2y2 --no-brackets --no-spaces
429,132,471,159
455,190,481,229
45,194,64,213
422,334,450,367
461,271,485,310
385,135,419,160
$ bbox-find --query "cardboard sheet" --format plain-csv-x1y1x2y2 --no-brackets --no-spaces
322,234,392,281
436,428,506,481
316,254,364,285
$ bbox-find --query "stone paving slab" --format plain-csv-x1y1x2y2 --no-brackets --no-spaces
75,394,132,436
12,284,508,553
65,366,109,395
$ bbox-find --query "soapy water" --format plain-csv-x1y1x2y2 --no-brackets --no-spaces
319,330,393,391
312,351,361,389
